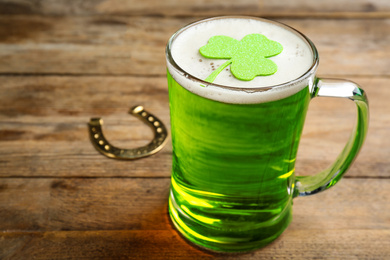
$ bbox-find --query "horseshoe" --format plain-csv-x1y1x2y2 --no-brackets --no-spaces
88,105,168,160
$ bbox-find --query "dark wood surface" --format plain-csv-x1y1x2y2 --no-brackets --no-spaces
0,1,389,259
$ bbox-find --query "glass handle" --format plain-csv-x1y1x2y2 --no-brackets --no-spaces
293,78,369,197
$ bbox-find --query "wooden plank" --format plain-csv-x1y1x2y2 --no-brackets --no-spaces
0,178,171,231
0,75,169,117
0,230,212,260
0,0,389,17
1,229,389,259
0,178,389,259
0,16,389,76
0,76,388,178
0,178,388,232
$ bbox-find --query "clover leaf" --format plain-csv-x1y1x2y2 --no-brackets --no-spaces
199,34,283,82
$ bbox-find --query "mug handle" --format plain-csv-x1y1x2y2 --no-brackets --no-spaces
293,78,369,197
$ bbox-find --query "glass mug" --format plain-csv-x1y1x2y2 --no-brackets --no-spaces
165,16,368,252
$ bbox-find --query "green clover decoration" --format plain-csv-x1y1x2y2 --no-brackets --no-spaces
199,34,283,83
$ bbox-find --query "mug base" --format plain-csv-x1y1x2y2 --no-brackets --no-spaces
168,191,292,253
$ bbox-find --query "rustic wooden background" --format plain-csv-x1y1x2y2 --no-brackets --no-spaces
0,0,389,259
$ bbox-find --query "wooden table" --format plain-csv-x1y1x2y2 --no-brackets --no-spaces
1,1,389,259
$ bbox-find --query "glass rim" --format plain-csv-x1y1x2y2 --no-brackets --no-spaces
166,15,319,93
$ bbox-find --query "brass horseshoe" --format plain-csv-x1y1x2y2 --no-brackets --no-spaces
88,105,168,160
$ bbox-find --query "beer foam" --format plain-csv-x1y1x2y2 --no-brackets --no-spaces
167,17,316,104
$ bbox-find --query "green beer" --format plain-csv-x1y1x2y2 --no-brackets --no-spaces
168,71,310,252
166,16,369,252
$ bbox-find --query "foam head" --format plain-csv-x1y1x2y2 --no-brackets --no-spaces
166,17,317,104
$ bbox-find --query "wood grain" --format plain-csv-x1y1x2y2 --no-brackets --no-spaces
1,229,389,259
0,76,388,178
0,0,389,17
0,16,389,76
0,178,389,259
0,178,388,231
